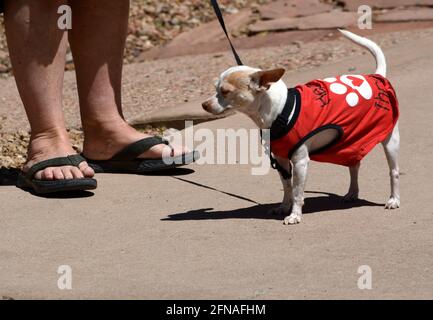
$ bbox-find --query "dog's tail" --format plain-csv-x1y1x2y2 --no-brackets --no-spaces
338,29,387,77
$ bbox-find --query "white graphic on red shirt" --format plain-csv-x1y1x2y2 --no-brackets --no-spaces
323,75,372,107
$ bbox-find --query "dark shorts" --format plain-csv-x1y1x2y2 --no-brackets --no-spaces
0,1,3,13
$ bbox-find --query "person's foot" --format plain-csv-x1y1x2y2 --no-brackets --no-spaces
82,120,189,161
24,131,95,180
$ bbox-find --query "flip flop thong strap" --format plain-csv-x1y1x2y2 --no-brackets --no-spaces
26,154,86,179
111,137,169,161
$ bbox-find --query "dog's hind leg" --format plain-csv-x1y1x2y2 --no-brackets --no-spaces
343,163,360,202
382,123,400,209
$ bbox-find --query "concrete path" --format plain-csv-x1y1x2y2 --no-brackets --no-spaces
1,34,433,299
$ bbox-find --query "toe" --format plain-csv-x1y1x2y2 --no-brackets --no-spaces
71,167,84,179
41,168,54,181
62,166,74,180
32,164,90,181
284,217,293,225
83,166,95,178
284,214,302,225
385,198,400,210
53,168,65,180
79,162,95,178
147,143,189,159
33,170,43,180
172,145,189,157
385,200,400,210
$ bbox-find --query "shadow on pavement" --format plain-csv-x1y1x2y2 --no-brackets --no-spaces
1,166,95,199
30,190,95,199
163,190,384,221
172,176,260,205
143,168,195,176
1,166,195,199
0,167,20,186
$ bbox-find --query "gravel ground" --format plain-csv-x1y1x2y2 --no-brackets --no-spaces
0,0,268,77
2,26,433,169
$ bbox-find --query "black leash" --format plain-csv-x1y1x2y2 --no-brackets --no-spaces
210,0,292,179
210,0,243,66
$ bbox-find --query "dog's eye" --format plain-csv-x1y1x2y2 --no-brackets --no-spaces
220,87,231,96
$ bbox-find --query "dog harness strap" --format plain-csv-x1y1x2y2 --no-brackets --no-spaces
210,0,243,66
261,137,292,180
262,88,299,180
273,158,292,180
270,88,301,141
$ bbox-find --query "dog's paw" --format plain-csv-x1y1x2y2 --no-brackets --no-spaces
342,191,359,203
385,197,400,210
283,214,302,225
269,204,291,216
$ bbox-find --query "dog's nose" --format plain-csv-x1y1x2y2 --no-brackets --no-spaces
202,101,210,112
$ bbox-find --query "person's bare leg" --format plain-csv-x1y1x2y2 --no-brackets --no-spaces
68,0,187,160
4,0,94,180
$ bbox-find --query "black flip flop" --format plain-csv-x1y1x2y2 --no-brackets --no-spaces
17,155,97,194
83,137,199,174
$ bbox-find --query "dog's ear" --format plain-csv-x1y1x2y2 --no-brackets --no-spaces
250,68,285,92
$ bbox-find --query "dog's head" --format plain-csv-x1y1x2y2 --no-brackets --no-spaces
202,66,285,115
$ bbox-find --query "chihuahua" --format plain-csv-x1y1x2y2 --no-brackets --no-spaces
202,30,400,225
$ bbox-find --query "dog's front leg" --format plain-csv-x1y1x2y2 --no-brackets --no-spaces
269,156,292,216
284,145,309,225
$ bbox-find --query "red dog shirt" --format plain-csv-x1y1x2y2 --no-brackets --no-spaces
270,74,399,167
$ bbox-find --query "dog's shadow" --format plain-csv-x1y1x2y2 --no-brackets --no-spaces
162,191,384,221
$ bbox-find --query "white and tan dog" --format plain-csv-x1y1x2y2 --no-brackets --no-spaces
202,30,400,225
